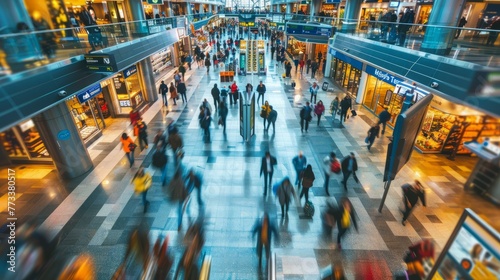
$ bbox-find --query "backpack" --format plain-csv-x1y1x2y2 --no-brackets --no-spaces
300,108,306,119
304,201,315,217
331,160,341,174
152,151,167,168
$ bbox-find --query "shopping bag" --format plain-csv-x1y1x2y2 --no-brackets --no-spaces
364,137,370,144
272,182,280,195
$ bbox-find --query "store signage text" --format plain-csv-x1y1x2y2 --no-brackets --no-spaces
57,129,71,141
366,65,404,86
77,84,102,104
84,54,117,72
145,0,164,4
123,65,137,79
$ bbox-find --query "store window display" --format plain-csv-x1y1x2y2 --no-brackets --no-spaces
115,65,145,114
66,93,109,143
1,120,50,160
334,58,361,96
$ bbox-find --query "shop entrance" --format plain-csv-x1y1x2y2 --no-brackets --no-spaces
362,75,403,127
333,58,361,97
0,119,51,163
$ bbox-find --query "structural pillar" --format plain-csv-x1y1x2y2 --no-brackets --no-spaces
311,0,322,21
286,4,292,14
341,0,363,34
33,103,93,179
187,3,193,15
420,0,466,55
138,58,158,103
167,1,174,17
123,0,148,34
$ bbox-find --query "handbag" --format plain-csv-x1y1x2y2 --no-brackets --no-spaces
128,143,137,151
364,137,370,144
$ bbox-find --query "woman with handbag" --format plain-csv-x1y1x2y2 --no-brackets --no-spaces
120,133,136,167
314,100,325,126
300,164,315,204
169,82,178,105
132,167,152,213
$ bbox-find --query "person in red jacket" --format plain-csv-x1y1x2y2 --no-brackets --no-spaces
129,107,141,126
314,100,325,126
229,81,238,105
299,59,305,74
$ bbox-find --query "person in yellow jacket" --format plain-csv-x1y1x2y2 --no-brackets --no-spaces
261,101,271,129
132,167,152,213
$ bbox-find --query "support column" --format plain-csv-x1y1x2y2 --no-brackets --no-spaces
33,103,93,179
138,58,158,103
420,0,466,55
187,3,193,15
167,1,174,17
311,0,322,21
0,0,45,72
123,0,148,34
286,4,291,14
341,0,363,34
325,50,332,77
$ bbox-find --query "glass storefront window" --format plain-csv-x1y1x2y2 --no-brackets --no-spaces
362,75,401,125
0,120,50,160
115,65,145,114
67,96,102,142
333,58,361,97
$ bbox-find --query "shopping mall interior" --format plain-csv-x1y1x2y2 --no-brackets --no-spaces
0,0,499,279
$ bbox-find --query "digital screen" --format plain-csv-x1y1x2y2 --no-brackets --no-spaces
389,1,400,7
431,214,500,280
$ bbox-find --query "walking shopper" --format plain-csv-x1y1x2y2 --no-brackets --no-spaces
341,152,359,190
277,177,296,219
167,126,183,167
260,151,277,196
299,59,305,73
218,101,228,133
177,80,187,103
132,167,152,213
134,118,148,150
121,133,136,167
211,83,220,111
378,107,391,134
330,97,339,119
300,165,315,204
169,82,178,105
158,80,168,106
311,60,319,79
340,96,352,125
230,81,238,105
299,102,313,133
204,57,211,74
366,124,381,151
266,106,277,133
309,82,319,104
292,151,307,188
220,85,229,104
256,81,266,105
401,180,426,226
252,213,279,267
334,197,358,249
314,100,325,126
152,129,168,185
260,101,271,129
323,152,338,196
199,106,211,141
186,169,204,207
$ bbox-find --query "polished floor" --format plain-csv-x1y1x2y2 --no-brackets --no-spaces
0,39,497,279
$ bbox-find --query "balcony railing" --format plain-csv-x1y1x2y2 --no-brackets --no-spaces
0,17,187,77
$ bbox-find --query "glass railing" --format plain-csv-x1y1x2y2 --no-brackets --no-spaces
186,13,216,23
218,12,500,68
0,17,186,77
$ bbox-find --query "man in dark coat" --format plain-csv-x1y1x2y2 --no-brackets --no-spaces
378,107,391,134
252,213,279,266
266,106,277,133
256,81,267,105
158,80,168,106
340,96,352,125
260,151,277,196
340,152,359,190
311,60,319,79
397,9,415,46
177,80,187,103
401,180,426,226
211,84,220,111
218,101,229,133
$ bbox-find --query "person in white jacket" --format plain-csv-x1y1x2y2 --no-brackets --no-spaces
323,152,338,196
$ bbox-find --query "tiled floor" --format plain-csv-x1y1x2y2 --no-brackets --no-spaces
0,33,497,279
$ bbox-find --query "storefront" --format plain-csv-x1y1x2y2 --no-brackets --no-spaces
362,65,406,127
330,51,363,97
0,119,51,163
151,47,174,81
286,36,306,58
65,83,111,145
114,65,146,114
359,1,390,30
415,95,500,154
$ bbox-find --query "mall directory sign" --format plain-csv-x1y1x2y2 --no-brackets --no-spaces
84,54,117,73
429,209,500,279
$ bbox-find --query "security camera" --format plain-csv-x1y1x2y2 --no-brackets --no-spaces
57,90,68,97
430,82,439,88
